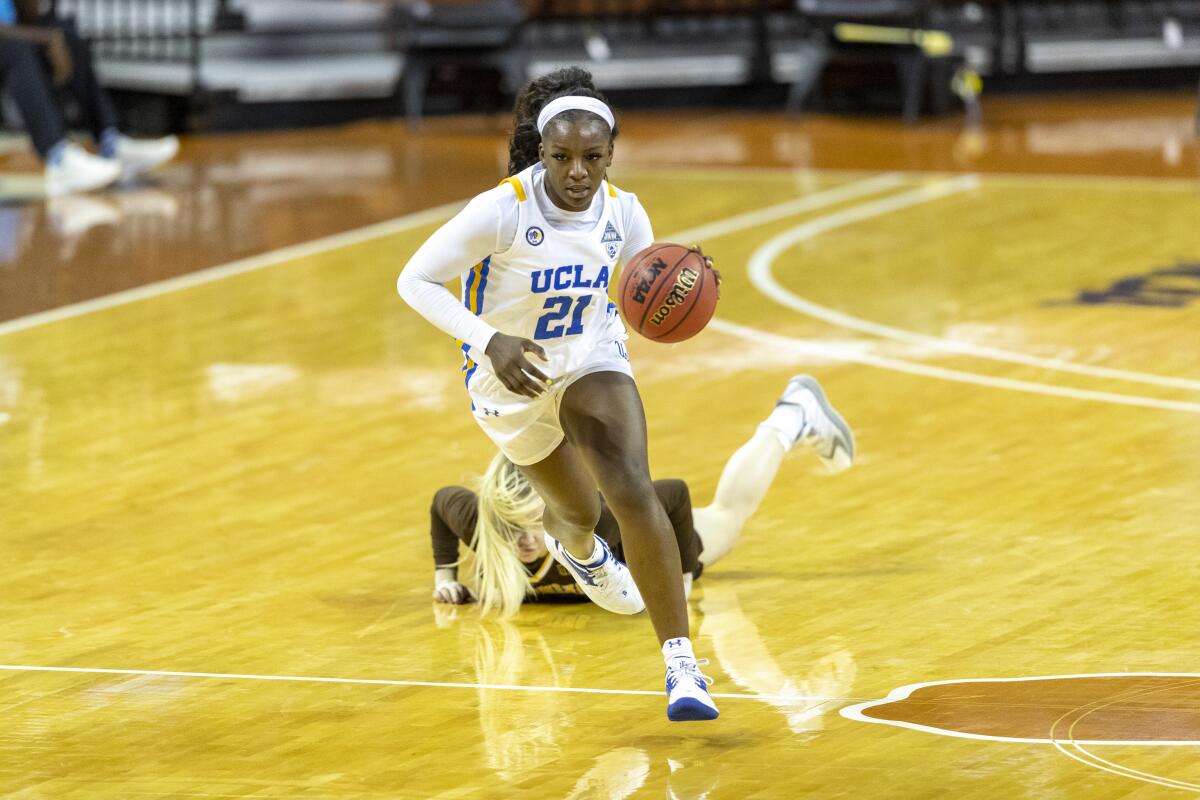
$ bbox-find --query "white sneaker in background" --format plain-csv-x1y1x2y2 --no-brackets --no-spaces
543,532,645,615
777,374,855,472
44,143,121,197
113,135,179,179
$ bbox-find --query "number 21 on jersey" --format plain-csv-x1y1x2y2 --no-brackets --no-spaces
534,295,592,340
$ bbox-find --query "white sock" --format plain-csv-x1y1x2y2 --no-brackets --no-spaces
577,534,602,565
662,637,695,667
759,404,807,452
556,533,600,566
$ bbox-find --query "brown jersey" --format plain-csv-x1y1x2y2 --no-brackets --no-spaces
429,479,703,603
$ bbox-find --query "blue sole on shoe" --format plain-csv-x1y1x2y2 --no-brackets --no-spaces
667,698,720,721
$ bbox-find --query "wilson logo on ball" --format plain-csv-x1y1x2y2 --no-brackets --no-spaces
650,267,699,326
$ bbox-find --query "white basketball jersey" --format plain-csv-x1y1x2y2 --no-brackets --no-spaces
459,164,630,387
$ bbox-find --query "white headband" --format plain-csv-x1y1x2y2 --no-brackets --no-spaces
536,96,615,135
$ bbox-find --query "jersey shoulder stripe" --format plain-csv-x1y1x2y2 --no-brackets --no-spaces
459,256,491,393
499,176,527,202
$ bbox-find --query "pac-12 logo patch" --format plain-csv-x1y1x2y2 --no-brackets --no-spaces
526,226,544,246
606,243,619,258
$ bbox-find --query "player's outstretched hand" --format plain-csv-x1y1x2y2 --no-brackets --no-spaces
485,333,551,398
691,244,721,299
433,580,476,605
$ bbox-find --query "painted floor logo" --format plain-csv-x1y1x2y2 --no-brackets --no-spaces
1047,262,1200,307
841,674,1200,791
841,673,1200,744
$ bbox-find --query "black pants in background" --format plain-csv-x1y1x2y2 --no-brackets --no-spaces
0,18,118,159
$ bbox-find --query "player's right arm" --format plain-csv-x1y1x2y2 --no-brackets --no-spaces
396,187,549,398
397,192,504,353
430,486,481,604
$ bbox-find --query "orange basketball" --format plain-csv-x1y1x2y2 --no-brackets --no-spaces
617,243,718,343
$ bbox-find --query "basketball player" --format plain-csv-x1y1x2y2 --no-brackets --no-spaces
398,67,849,721
427,373,854,613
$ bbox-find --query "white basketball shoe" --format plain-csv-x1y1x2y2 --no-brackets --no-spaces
111,134,179,180
665,658,720,721
543,532,645,614
777,374,855,472
44,144,121,197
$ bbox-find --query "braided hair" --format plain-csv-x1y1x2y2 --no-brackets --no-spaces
507,67,618,177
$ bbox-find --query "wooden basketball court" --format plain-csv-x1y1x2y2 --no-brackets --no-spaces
1,93,1199,797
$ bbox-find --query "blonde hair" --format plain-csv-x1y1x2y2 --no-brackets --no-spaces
472,453,544,616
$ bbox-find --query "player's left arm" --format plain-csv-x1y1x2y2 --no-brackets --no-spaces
430,487,479,605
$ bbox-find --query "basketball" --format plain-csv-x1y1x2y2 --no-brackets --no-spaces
617,243,719,343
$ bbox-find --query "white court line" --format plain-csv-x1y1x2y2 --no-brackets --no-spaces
1069,742,1200,792
0,663,847,704
1053,741,1200,793
844,671,1200,790
0,174,900,339
708,317,1200,414
1051,681,1200,792
1063,739,1200,792
1077,738,1200,784
622,164,1200,192
0,177,902,717
3,169,1193,413
0,201,467,339
746,180,1200,393
838,672,1200,746
663,171,906,244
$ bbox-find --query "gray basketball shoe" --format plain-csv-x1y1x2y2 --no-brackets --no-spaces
778,375,855,472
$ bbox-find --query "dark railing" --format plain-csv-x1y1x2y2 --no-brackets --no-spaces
49,0,205,60
47,0,1200,65
35,0,1200,127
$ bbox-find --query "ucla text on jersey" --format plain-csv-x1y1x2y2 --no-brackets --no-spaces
530,264,611,293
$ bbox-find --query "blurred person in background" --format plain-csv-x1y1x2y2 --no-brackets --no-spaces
0,0,178,195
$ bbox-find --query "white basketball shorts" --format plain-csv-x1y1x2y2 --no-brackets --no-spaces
466,337,634,466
